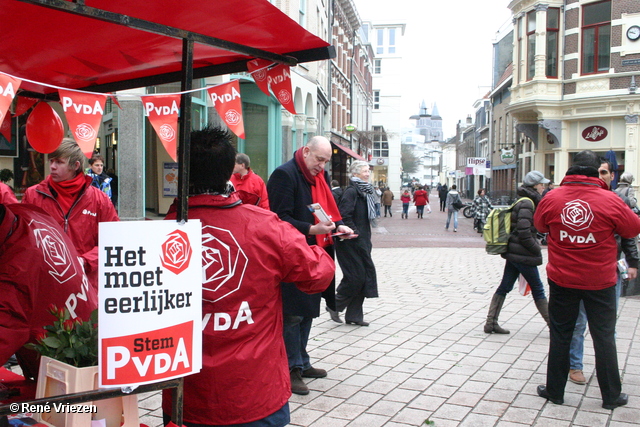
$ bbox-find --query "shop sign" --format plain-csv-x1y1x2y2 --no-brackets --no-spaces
582,125,608,142
501,149,515,164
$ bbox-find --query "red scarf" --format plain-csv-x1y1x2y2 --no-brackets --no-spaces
294,148,342,247
48,173,87,214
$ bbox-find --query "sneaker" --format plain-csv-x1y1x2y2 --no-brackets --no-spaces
302,367,327,378
290,368,309,395
569,369,586,385
454,229,457,232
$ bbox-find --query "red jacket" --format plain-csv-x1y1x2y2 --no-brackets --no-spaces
0,183,17,204
0,204,97,379
162,193,334,425
400,193,411,203
230,168,270,210
413,189,429,206
22,175,119,289
534,175,640,290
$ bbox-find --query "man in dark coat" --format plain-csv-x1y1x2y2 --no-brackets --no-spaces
438,184,448,211
267,136,353,396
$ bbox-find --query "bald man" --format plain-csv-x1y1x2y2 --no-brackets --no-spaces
267,136,352,395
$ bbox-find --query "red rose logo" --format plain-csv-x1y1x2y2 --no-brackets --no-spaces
253,69,267,81
225,109,241,126
75,123,96,142
32,220,78,284
277,89,291,105
561,199,594,231
159,124,176,141
201,225,248,302
161,230,193,274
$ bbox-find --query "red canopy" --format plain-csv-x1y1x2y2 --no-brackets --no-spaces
0,0,333,95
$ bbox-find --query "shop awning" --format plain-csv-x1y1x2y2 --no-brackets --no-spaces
1,0,334,96
332,142,365,161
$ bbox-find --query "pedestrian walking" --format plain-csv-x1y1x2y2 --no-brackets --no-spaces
484,171,550,334
471,188,492,233
444,185,461,231
413,185,429,219
332,160,378,326
382,187,394,217
438,184,448,211
400,189,411,219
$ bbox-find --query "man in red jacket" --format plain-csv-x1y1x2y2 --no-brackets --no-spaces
162,126,335,427
229,153,270,210
534,150,640,410
0,203,97,380
22,139,119,292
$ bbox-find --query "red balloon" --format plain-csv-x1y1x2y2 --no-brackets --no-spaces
26,102,64,154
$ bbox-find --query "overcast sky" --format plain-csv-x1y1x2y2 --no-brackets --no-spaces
353,0,513,139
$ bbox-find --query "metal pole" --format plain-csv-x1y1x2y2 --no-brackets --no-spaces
176,38,194,223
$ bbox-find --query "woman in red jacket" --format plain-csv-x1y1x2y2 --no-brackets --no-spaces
413,186,429,219
400,189,411,219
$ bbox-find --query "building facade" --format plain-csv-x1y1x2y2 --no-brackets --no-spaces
506,0,640,187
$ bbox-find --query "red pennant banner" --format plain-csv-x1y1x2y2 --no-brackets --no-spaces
1,111,11,142
0,73,21,127
207,81,245,139
13,96,38,117
59,89,107,158
141,94,180,161
247,58,272,98
268,65,296,115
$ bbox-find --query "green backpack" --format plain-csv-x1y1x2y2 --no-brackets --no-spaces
483,197,533,255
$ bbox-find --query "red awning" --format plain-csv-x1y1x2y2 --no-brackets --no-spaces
0,0,333,95
332,142,365,161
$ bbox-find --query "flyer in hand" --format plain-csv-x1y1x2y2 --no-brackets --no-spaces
308,203,332,223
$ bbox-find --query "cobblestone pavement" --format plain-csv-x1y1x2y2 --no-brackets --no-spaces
137,193,640,426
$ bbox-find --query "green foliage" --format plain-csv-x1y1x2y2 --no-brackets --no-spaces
401,145,419,174
423,419,435,426
25,305,99,367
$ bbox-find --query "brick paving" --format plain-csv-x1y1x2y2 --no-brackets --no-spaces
136,194,640,427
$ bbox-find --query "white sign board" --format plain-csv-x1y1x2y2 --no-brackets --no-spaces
466,157,486,175
98,221,202,387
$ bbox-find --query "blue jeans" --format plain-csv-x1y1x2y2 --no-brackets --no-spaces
495,259,546,301
402,203,409,215
445,209,458,229
283,315,312,371
416,205,424,216
569,274,623,370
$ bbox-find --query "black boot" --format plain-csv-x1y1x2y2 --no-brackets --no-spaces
484,294,510,334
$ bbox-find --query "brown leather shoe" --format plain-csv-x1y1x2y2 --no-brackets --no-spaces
290,368,309,395
569,369,586,385
302,366,327,378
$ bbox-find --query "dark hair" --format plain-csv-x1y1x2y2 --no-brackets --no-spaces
600,158,613,173
331,180,339,187
451,184,457,190
88,154,105,165
189,126,236,194
573,150,600,169
477,188,485,196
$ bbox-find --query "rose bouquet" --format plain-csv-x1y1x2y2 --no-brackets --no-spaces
26,304,99,367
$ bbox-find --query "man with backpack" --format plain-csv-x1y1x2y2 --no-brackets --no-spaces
483,171,550,334
444,184,462,231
